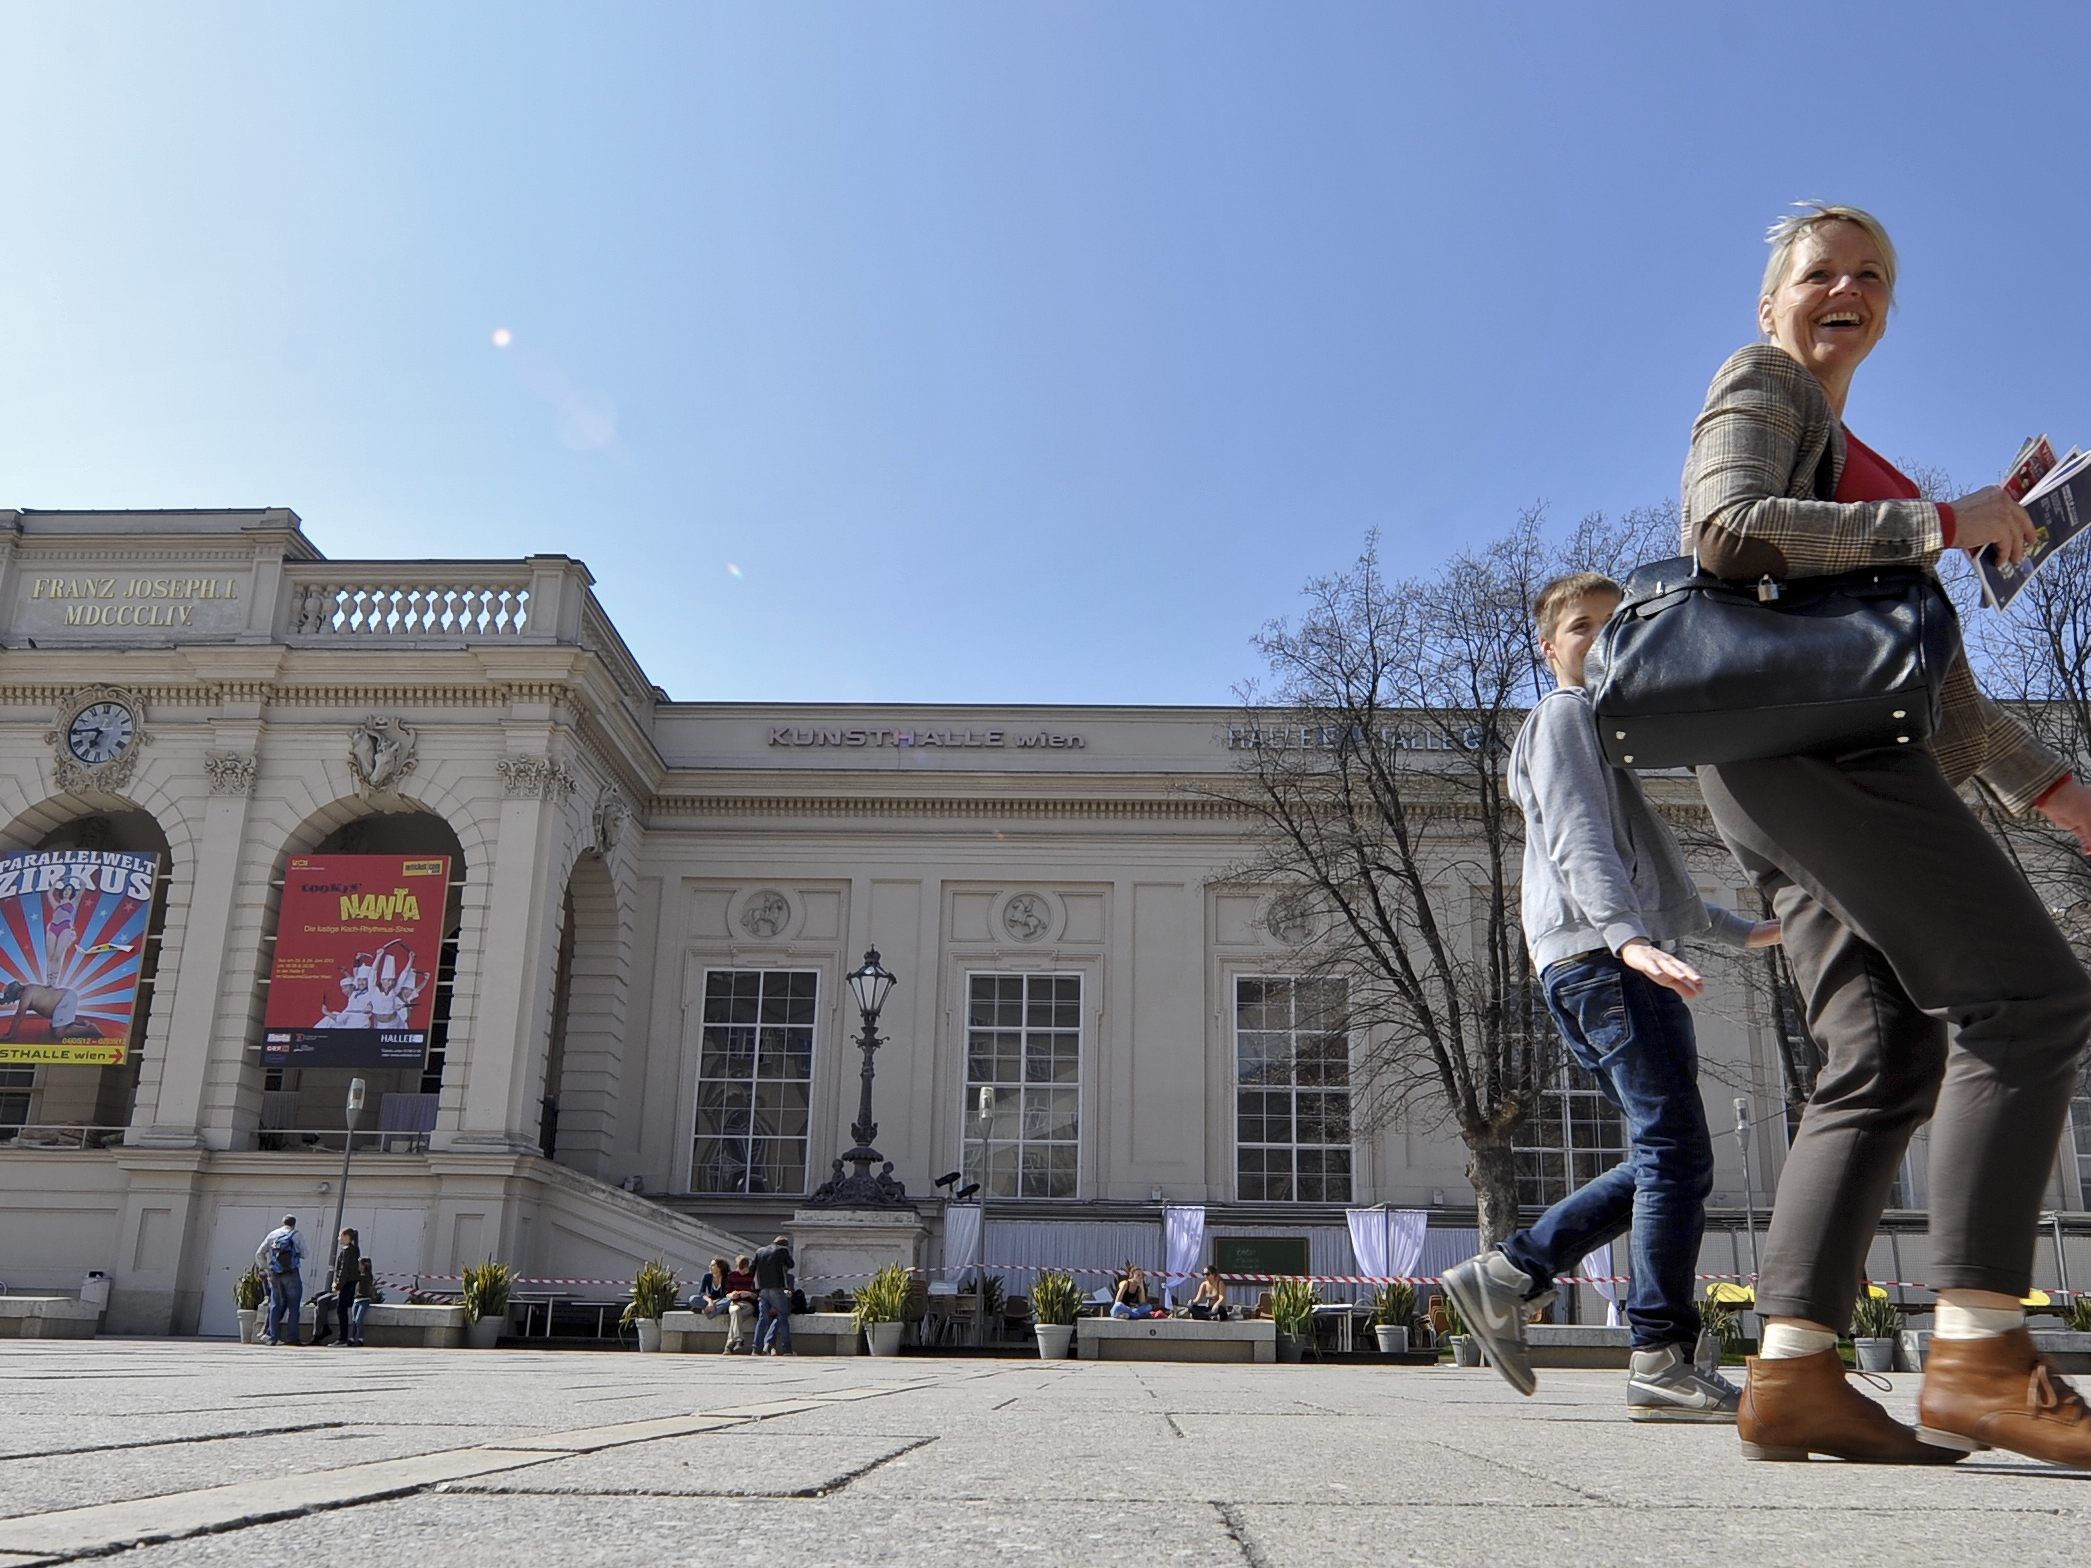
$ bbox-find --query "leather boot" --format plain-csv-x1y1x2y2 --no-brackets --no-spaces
1916,1328,2091,1465
1738,1351,1964,1463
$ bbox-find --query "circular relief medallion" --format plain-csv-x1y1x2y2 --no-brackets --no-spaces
1266,891,1318,947
1001,892,1051,943
739,889,792,939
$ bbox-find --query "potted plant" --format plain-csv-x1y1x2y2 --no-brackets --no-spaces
1030,1270,1082,1359
2066,1294,2091,1334
1437,1288,1479,1366
623,1257,679,1352
853,1263,911,1356
1370,1280,1416,1355
1270,1277,1318,1363
234,1264,267,1344
1695,1289,1740,1374
1850,1289,1900,1373
461,1257,513,1349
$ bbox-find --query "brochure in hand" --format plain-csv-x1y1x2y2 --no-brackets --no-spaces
1978,434,2091,610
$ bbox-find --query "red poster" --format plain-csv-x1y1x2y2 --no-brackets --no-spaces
263,854,450,1068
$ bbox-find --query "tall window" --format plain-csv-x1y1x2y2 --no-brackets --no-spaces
691,970,816,1195
963,974,1079,1198
1234,977,1352,1202
2072,1095,2091,1208
1514,1061,1626,1207
0,1068,31,1141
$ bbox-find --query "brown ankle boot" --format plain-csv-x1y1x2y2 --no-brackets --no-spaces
1916,1328,2091,1465
1738,1351,1964,1463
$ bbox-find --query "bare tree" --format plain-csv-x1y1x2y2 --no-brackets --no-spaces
1203,510,1664,1248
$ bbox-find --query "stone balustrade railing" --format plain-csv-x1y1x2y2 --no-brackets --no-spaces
283,572,535,640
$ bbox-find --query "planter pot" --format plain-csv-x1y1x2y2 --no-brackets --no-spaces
634,1317,662,1353
236,1308,258,1345
1373,1325,1410,1355
1276,1332,1304,1363
1853,1337,1896,1373
466,1314,502,1349
1692,1327,1724,1375
1034,1323,1075,1359
1449,1334,1481,1367
864,1320,905,1357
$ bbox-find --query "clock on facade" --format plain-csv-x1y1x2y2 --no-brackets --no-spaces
67,700,137,766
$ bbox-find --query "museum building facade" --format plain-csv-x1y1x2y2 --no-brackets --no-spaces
3,508,2086,1336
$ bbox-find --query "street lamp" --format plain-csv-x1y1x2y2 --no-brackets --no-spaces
328,1077,366,1257
807,949,912,1209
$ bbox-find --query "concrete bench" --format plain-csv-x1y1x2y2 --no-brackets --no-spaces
1078,1316,1276,1364
0,1296,100,1338
298,1300,470,1348
1523,1325,1634,1368
1900,1328,2091,1374
660,1309,861,1356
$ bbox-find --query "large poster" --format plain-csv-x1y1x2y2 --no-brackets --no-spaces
0,849,158,1066
263,854,450,1068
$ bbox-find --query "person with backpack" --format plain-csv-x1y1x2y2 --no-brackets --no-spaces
255,1214,305,1346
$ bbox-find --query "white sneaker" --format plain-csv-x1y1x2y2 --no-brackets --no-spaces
1626,1343,1742,1422
1440,1250,1552,1397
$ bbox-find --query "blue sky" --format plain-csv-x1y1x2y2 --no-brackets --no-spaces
4,2,2087,703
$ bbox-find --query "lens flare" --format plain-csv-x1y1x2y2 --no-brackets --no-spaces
490,328,513,348
725,563,743,579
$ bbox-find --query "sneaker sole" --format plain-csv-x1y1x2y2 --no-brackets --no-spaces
1628,1404,1739,1424
1439,1270,1537,1397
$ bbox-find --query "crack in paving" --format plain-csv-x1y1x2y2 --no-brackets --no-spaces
1215,1503,1278,1568
0,1422,345,1462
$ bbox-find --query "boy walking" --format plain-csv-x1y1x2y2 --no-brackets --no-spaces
1441,571,1779,1420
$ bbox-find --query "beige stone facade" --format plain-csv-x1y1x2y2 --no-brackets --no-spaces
1,509,2083,1335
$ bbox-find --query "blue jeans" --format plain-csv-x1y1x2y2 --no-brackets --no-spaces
1497,951,1713,1349
754,1287,793,1353
348,1297,369,1345
1110,1303,1160,1319
265,1272,304,1344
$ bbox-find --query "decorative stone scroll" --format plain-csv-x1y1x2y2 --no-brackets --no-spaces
204,752,258,796
498,752,578,802
347,715,418,797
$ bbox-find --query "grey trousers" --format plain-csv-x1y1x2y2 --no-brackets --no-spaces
1700,747,2091,1326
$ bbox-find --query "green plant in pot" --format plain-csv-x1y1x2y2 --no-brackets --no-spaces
1850,1288,1901,1371
234,1263,267,1344
623,1257,679,1351
1435,1286,1479,1365
1270,1277,1319,1362
1030,1270,1082,1358
461,1257,513,1348
853,1263,911,1356
1370,1280,1416,1354
2066,1294,2091,1334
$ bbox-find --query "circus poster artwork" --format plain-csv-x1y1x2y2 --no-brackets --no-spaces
0,849,159,1066
263,854,449,1068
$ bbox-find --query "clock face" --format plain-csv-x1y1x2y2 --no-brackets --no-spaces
67,701,136,766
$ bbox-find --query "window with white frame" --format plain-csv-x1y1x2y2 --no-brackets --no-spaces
1514,1060,1627,1208
690,970,816,1195
962,973,1079,1199
1234,976,1352,1202
0,1067,31,1141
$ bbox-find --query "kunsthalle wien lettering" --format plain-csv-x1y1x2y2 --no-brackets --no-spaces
1225,723,1490,751
0,849,159,1066
27,575,241,629
769,725,1086,749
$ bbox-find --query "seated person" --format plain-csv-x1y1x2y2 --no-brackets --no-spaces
1186,1265,1231,1322
1110,1263,1163,1320
721,1255,758,1353
690,1256,732,1317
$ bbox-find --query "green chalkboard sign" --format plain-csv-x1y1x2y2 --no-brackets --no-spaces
1212,1235,1310,1276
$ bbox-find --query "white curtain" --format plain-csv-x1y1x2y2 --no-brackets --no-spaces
1345,1207,1427,1304
1582,1243,1623,1327
943,1203,984,1284
1346,1208,1389,1282
1162,1206,1205,1307
1388,1209,1427,1280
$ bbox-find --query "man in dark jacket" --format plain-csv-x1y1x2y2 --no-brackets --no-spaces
751,1235,795,1356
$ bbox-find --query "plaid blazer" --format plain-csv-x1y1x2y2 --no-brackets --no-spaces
1681,344,2064,815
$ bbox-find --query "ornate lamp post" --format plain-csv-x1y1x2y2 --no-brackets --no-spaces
808,948,912,1209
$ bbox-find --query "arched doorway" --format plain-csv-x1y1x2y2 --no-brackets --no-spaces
0,797,174,1146
245,804,465,1152
538,850,625,1178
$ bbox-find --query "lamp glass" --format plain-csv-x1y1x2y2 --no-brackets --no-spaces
846,948,897,1018
346,1077,367,1114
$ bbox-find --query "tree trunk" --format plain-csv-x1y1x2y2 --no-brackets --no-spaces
1466,1133,1522,1253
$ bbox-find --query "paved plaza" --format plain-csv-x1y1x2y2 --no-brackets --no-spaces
1,1341,2087,1565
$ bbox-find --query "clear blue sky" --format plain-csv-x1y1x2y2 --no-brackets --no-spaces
4,2,2087,703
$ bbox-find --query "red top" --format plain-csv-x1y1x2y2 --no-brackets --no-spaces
1839,429,2070,808
1835,427,1957,546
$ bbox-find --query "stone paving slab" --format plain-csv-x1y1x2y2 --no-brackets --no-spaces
448,1432,933,1497
93,1493,1248,1566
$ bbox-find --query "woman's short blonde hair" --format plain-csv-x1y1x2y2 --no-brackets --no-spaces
1761,202,1898,305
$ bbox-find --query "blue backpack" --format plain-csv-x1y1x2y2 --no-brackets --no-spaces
268,1231,297,1276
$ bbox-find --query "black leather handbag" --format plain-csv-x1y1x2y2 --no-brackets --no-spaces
1584,555,1960,770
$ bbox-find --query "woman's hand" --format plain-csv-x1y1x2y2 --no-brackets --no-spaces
1619,937,1705,999
1746,919,1783,948
2039,778,2091,853
1950,486,2040,566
